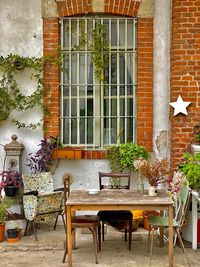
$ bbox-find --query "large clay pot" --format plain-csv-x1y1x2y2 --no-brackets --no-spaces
0,223,5,242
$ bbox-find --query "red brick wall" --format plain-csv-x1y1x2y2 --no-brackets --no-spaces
43,18,60,137
170,0,200,168
44,0,153,154
137,18,153,151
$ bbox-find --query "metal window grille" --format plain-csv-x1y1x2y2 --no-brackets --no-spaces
60,17,137,149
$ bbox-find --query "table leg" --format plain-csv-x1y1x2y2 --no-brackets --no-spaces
192,194,197,251
159,210,164,247
168,205,173,267
72,210,76,249
67,205,72,267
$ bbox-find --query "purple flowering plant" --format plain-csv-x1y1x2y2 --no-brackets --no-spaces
0,169,23,191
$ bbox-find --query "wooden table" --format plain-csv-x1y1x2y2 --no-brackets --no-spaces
66,189,174,267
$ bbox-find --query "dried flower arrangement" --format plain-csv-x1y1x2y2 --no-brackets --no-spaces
134,158,170,187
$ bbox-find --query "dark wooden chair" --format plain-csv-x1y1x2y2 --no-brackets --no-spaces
97,172,133,251
62,174,100,264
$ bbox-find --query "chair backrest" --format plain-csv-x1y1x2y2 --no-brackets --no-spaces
175,185,191,228
99,172,131,190
22,172,54,194
63,174,71,206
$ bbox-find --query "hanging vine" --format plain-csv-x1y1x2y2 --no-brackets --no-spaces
0,53,60,129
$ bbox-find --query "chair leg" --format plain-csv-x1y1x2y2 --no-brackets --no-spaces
176,229,191,267
149,227,155,266
98,224,101,251
31,221,38,241
62,214,66,233
128,219,132,251
24,220,29,236
92,227,99,264
62,241,68,263
148,227,151,252
53,215,59,230
125,227,127,241
102,222,105,242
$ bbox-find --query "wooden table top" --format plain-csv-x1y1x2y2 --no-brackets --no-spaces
66,189,173,206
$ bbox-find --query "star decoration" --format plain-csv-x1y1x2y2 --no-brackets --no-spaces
169,95,191,116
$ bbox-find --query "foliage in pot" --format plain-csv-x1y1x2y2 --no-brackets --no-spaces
179,152,200,190
26,138,57,173
0,170,23,196
106,143,149,172
0,197,14,223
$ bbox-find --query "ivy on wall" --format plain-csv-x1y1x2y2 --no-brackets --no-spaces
0,54,60,129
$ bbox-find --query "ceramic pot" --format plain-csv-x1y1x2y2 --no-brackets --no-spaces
0,223,5,242
4,186,17,197
7,228,19,239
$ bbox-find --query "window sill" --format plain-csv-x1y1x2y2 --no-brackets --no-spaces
52,148,107,160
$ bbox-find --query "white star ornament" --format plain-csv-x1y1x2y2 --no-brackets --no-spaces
169,95,191,116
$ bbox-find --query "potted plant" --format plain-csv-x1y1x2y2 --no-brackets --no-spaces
0,169,23,197
0,197,14,242
133,158,170,192
191,124,200,154
179,152,200,195
26,138,57,173
106,143,149,173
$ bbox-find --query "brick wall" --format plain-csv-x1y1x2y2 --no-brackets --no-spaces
44,0,153,156
170,0,200,168
137,18,153,151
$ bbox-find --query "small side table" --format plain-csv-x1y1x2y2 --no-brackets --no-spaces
192,191,200,251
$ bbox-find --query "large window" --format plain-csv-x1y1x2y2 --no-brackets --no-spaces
60,17,137,148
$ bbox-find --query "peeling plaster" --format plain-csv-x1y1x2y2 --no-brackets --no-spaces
155,131,168,159
138,0,154,18
92,0,104,12
41,0,58,18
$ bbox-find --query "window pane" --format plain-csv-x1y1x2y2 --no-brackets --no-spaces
127,85,133,96
63,21,69,48
63,54,69,83
71,86,77,97
80,118,85,143
104,99,109,116
71,118,77,144
79,54,85,84
63,119,69,144
103,118,109,144
127,118,133,142
87,54,93,84
71,20,77,47
87,99,93,116
111,54,117,84
111,85,117,96
80,99,85,116
63,99,69,116
71,54,77,84
111,21,117,46
111,99,117,116
120,54,125,84
119,20,125,46
127,98,133,116
127,53,133,84
79,86,85,97
111,118,117,143
87,86,93,96
120,98,125,116
71,99,77,116
127,20,133,47
87,118,93,143
63,86,69,97
120,118,125,143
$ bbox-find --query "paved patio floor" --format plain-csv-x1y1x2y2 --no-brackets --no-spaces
0,221,199,267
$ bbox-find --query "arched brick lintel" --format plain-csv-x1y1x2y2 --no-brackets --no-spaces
56,0,141,17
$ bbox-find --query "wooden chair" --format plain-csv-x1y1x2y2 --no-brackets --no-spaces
148,185,191,266
97,172,133,251
62,175,100,264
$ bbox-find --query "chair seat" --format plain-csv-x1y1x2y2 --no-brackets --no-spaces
72,215,100,224
97,210,132,230
148,216,178,227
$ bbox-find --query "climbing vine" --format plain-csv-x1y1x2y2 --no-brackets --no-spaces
0,53,60,129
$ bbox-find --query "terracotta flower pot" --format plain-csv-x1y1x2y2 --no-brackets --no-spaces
0,223,5,242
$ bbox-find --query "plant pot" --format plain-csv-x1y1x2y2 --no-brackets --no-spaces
7,236,19,243
4,186,17,197
52,148,83,159
7,228,19,239
0,223,5,242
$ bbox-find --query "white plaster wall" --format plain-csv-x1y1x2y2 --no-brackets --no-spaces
0,0,110,190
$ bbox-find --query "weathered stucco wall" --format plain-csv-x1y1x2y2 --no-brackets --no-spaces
0,0,109,189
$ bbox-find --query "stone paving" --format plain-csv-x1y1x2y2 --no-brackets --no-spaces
0,222,199,267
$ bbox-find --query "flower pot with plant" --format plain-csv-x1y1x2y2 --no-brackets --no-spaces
0,197,14,242
0,170,23,197
106,143,149,188
179,152,200,196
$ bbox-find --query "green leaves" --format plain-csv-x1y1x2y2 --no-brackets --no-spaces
0,53,59,129
106,143,149,172
179,152,200,189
